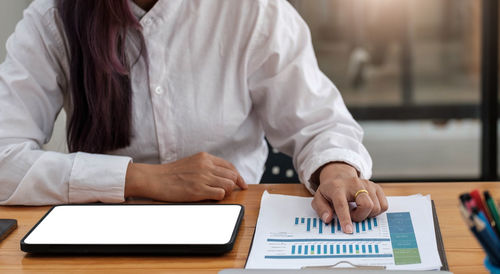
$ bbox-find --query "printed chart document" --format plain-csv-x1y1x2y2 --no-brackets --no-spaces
246,191,442,270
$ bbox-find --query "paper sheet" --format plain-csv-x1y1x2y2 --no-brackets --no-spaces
246,191,442,270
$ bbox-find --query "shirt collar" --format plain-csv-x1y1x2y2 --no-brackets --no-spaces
128,0,147,20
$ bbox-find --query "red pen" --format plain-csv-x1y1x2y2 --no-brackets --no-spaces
471,189,493,223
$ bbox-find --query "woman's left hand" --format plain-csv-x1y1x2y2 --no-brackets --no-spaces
310,162,388,234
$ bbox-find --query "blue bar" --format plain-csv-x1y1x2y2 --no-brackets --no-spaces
343,245,346,253
337,218,341,232
349,245,353,253
319,219,323,234
292,245,296,254
356,245,359,253
369,245,372,253
311,245,314,252
331,221,335,233
368,218,372,230
305,245,309,255
362,220,366,231
362,245,366,253
355,222,360,233
337,245,340,254
307,218,311,231
375,245,379,253
301,218,305,224
313,218,317,228
330,245,334,254
295,217,299,225
298,245,302,254
374,217,378,227
324,244,327,254
317,245,321,254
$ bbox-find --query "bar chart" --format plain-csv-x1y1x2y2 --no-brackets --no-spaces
263,212,420,264
291,243,381,256
263,238,393,260
294,216,378,234
246,192,435,270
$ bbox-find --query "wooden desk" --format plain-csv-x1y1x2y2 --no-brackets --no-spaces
0,182,498,273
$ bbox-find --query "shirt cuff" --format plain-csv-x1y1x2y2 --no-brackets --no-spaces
299,148,372,195
69,152,132,203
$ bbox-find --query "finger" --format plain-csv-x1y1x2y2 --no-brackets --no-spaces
376,184,389,213
364,182,381,218
201,185,226,201
311,191,334,223
212,167,247,191
236,174,248,190
210,155,248,189
208,177,235,197
351,188,374,222
213,166,238,183
331,192,354,234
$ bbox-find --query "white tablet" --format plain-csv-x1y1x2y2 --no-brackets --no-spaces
21,204,244,254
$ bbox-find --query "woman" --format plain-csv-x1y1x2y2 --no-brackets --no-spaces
0,0,387,234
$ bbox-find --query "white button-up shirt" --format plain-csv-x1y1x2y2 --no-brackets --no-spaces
0,0,372,205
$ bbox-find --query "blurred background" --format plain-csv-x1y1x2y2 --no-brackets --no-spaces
287,0,484,180
0,0,495,182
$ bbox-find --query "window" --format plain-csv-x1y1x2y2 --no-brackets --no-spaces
291,0,493,180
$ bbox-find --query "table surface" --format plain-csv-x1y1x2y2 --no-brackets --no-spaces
0,182,499,274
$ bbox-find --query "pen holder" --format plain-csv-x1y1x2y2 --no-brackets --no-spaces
485,257,500,274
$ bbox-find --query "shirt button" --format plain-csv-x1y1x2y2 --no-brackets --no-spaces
144,18,153,26
154,86,164,95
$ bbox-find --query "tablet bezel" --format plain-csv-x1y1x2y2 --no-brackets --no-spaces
20,204,244,255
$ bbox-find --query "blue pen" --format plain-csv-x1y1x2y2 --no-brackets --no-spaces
472,215,500,262
472,222,500,266
472,208,500,244
460,205,500,265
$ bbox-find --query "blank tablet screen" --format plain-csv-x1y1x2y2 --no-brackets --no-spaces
23,204,243,245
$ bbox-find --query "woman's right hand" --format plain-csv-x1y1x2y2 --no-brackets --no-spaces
124,152,248,202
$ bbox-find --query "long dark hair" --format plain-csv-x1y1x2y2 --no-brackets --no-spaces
58,0,146,153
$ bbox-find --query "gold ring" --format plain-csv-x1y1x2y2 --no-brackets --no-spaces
354,189,369,199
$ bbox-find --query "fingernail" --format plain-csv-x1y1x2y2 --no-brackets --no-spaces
322,213,329,222
345,223,353,234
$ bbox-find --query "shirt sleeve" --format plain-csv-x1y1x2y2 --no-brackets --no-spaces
0,3,131,205
247,0,373,194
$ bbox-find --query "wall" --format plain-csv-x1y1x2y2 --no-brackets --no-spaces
0,0,67,152
0,1,31,61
